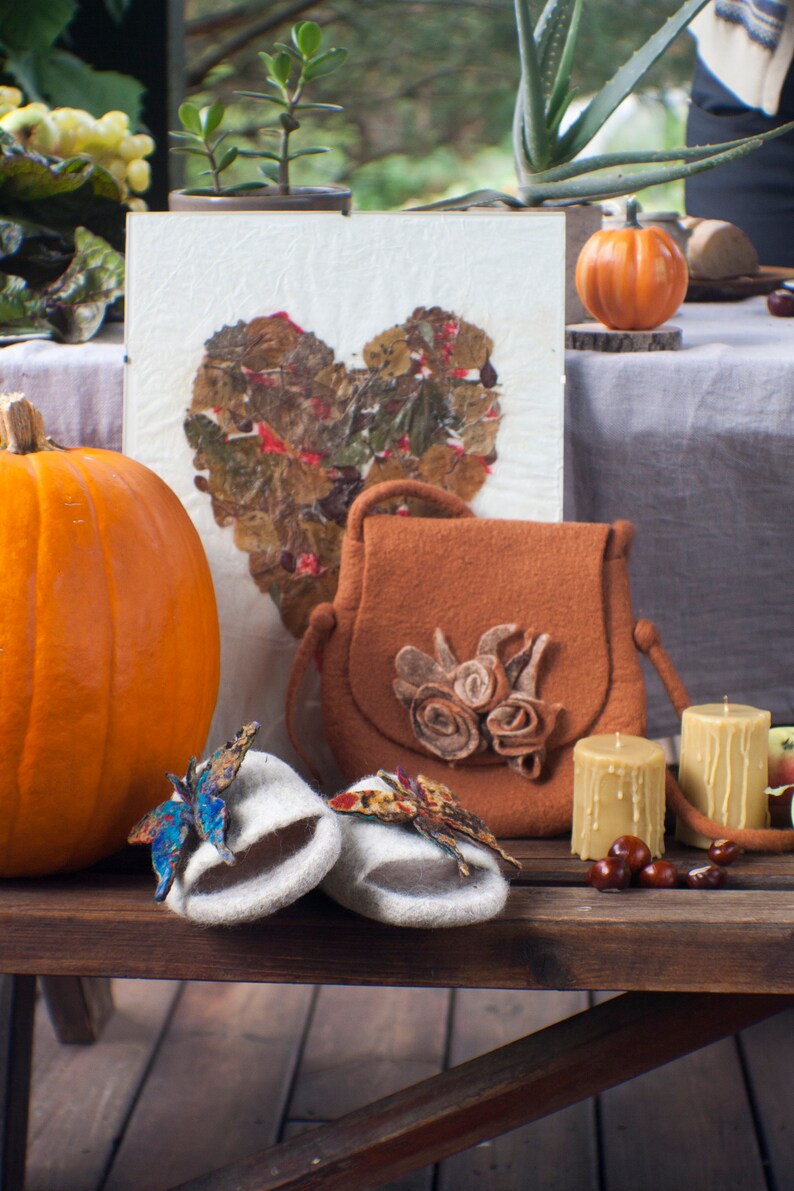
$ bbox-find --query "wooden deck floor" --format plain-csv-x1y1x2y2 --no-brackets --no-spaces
25,979,793,1190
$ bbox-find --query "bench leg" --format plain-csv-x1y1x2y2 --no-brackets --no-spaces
0,975,36,1191
169,990,794,1191
39,977,114,1044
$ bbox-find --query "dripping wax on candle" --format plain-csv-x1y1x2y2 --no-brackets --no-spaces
572,734,665,861
676,702,770,849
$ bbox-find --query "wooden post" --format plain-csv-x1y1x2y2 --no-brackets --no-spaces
39,977,114,1045
0,975,36,1191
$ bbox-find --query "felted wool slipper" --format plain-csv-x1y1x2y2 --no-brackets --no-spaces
321,774,511,928
165,751,342,925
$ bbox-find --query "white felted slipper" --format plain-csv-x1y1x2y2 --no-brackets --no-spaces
165,751,342,925
321,775,511,927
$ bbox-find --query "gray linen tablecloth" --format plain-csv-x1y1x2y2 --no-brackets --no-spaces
1,299,791,738
0,322,124,450
565,298,794,735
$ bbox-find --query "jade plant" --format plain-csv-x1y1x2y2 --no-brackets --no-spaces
171,20,347,196
429,0,794,209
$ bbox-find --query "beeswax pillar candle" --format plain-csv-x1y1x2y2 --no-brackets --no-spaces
676,702,771,849
572,734,666,861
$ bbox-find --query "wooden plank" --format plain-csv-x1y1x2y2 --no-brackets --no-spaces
437,990,598,1191
506,838,794,889
169,993,793,1191
104,981,315,1191
284,986,449,1191
39,976,114,1043
283,1122,431,1191
0,877,792,994
598,1024,766,1189
739,1007,794,1190
0,974,36,1191
287,985,450,1120
26,978,180,1191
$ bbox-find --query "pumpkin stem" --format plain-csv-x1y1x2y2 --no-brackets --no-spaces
0,393,62,455
624,196,641,229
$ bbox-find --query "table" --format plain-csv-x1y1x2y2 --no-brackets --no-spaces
566,298,794,737
2,300,790,741
1,840,792,1189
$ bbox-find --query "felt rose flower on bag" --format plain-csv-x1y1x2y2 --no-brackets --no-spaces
485,692,561,779
393,625,563,778
451,655,511,713
408,682,484,761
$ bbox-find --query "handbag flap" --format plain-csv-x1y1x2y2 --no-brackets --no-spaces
347,516,614,756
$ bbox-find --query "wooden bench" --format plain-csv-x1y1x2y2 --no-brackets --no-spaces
2,838,793,1190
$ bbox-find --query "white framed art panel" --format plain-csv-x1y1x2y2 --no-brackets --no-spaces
124,210,565,767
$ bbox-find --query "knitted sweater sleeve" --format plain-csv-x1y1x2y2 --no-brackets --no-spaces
690,0,794,114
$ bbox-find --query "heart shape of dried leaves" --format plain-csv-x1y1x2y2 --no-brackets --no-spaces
184,307,501,636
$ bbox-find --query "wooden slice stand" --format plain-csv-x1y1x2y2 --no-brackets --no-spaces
566,322,682,352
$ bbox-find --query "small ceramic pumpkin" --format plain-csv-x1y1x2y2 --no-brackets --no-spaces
575,198,689,331
0,394,220,876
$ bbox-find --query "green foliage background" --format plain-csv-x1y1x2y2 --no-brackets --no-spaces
183,0,696,209
0,0,144,122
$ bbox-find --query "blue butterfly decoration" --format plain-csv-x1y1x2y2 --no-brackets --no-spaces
129,721,260,901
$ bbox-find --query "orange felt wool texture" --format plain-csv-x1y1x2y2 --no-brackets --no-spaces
288,481,647,839
0,400,220,877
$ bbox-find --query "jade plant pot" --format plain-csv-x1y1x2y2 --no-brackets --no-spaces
168,185,352,213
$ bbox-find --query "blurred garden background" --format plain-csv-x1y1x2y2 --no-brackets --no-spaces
0,0,697,212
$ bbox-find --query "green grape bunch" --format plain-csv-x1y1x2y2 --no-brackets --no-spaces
0,88,154,206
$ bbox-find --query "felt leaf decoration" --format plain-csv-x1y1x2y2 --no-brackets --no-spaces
328,767,521,878
129,721,260,901
433,628,459,673
477,624,519,657
186,308,502,636
394,644,448,688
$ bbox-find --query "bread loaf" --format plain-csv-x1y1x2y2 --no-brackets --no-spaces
681,217,759,279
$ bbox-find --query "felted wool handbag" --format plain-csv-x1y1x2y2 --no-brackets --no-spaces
286,479,794,849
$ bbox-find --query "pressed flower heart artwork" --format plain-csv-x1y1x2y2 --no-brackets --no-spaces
124,212,565,766
185,306,501,636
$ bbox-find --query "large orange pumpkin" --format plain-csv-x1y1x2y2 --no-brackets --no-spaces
0,393,220,876
575,199,689,331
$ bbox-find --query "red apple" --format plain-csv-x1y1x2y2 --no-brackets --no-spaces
768,726,794,789
767,727,794,827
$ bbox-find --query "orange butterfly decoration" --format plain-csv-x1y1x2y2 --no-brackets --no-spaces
328,766,521,878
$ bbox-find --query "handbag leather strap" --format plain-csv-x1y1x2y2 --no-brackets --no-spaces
664,768,794,852
633,619,691,718
636,618,794,851
346,479,475,542
285,601,336,785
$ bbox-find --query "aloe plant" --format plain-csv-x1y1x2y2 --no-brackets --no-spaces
427,0,793,209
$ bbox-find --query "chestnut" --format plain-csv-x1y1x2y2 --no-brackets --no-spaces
586,856,631,891
767,288,794,317
638,860,679,888
686,864,727,889
708,838,741,867
608,834,652,874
